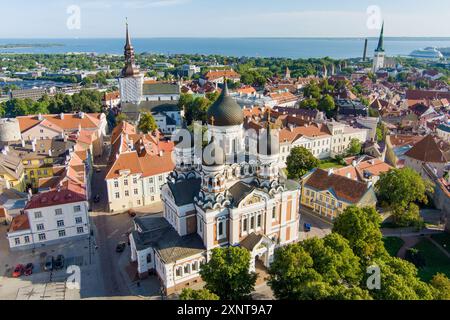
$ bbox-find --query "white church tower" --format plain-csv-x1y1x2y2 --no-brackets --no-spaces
372,22,386,73
119,22,144,104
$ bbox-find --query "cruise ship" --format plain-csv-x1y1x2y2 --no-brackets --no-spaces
410,47,444,59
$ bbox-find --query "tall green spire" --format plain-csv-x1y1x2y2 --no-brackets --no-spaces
375,22,385,52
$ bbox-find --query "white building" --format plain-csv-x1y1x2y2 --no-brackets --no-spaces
105,122,175,213
7,182,90,250
278,121,369,165
129,82,301,295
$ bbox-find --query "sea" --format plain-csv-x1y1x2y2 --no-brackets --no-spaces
1,37,450,59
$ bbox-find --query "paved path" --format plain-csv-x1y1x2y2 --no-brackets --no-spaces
397,237,421,259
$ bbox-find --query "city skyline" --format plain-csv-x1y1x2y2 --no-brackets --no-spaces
0,0,449,38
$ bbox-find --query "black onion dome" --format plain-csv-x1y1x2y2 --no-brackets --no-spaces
207,81,244,126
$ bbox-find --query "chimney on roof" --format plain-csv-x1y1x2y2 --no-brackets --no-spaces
352,160,357,167
31,139,36,152
38,113,43,121
79,111,85,119
328,168,334,176
159,150,164,157
60,113,64,120
27,188,32,200
48,149,52,157
21,139,25,148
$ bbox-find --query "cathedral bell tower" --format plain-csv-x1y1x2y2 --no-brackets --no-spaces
372,22,386,73
119,20,144,104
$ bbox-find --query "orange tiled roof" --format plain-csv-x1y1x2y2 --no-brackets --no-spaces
279,124,331,143
304,169,371,204
205,69,240,81
9,214,30,232
17,113,102,133
105,151,175,180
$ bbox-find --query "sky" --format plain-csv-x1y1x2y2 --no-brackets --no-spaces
0,0,449,38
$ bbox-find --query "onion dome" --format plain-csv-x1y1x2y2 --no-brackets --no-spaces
207,81,243,126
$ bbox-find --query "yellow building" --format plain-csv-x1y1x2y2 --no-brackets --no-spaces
8,138,75,190
0,148,26,192
301,168,377,221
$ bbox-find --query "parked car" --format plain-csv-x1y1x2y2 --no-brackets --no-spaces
24,263,34,276
94,194,100,203
304,223,312,232
54,255,65,270
116,242,126,253
44,256,54,271
12,264,25,278
128,209,136,218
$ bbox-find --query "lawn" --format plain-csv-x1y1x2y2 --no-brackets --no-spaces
431,233,450,255
413,238,450,282
383,237,404,257
318,160,344,170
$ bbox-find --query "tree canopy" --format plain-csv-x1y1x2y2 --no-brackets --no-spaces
179,288,219,300
286,146,320,180
200,247,257,300
138,111,158,134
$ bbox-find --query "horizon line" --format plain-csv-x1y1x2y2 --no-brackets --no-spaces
1,36,450,40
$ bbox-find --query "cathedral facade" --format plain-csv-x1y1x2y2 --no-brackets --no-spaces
129,82,301,294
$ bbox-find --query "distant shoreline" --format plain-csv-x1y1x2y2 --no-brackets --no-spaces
0,43,64,49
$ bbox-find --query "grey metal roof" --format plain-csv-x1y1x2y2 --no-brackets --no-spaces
121,101,179,121
167,178,201,206
229,181,255,207
142,83,180,96
132,215,205,264
240,233,264,251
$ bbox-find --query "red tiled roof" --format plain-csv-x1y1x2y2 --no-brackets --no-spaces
9,214,30,232
205,69,240,81
105,151,174,180
25,182,86,210
304,169,371,204
17,113,102,133
404,135,450,163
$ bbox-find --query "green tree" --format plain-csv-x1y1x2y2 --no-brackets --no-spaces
179,288,220,300
286,147,319,180
318,95,335,116
115,113,128,125
375,168,431,209
299,98,319,109
391,203,424,229
200,247,257,300
347,138,362,156
138,111,158,134
370,257,434,300
268,234,371,300
303,82,321,99
333,206,387,264
430,273,450,300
